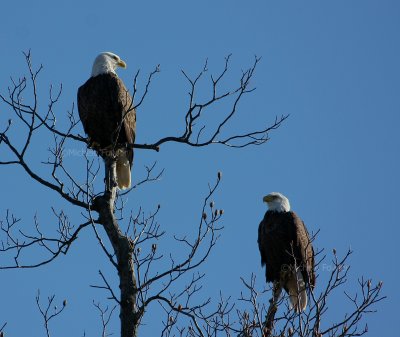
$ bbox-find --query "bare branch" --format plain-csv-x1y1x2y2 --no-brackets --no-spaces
0,322,7,333
93,301,118,337
91,270,121,305
0,210,91,269
137,172,223,295
129,56,287,152
132,64,161,110
35,290,67,337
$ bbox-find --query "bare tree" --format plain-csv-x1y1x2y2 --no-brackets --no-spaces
0,52,383,337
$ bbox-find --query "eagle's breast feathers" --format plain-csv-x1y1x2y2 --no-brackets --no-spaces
77,73,136,155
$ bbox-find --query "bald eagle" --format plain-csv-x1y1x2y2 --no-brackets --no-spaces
258,192,315,312
77,52,136,189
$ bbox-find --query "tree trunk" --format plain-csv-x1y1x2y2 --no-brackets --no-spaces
93,157,139,337
264,282,281,337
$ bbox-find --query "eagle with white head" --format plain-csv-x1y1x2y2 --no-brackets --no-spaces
258,192,315,312
77,52,136,189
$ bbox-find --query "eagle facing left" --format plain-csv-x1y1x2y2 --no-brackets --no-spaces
258,192,315,312
77,52,136,189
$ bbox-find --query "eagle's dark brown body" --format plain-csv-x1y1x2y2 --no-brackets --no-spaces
77,73,136,166
258,210,315,290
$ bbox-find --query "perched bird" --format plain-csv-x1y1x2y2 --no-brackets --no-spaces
258,192,315,312
77,52,136,189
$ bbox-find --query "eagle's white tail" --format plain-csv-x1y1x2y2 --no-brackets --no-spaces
287,270,308,312
116,153,131,189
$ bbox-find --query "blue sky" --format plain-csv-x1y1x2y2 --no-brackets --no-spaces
1,1,399,336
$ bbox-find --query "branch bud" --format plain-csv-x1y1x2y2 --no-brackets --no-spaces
332,248,336,255
152,244,157,252
63,299,67,307
219,209,224,215
217,171,222,180
210,201,214,208
177,304,182,311
202,212,207,220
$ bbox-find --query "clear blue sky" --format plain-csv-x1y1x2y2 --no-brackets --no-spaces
1,1,398,336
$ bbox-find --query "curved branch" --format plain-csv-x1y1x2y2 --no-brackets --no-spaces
128,56,287,152
0,216,91,269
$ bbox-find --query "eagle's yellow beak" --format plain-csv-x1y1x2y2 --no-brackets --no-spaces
117,59,127,69
263,195,273,203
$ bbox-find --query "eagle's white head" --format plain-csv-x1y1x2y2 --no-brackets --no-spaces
263,192,291,212
91,52,127,77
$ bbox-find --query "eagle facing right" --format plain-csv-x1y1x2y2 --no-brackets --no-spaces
77,52,136,189
258,192,315,312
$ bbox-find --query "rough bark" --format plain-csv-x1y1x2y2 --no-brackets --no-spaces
264,281,281,337
92,157,139,337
